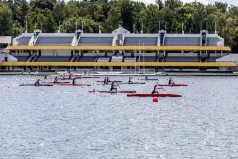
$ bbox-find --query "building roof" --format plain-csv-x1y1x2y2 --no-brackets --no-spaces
112,27,130,34
6,45,231,51
0,36,11,44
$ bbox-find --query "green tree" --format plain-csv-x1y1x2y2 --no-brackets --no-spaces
121,0,134,32
104,4,122,32
155,0,164,10
0,2,13,36
61,17,99,33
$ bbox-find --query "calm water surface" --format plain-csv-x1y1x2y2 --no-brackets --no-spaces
0,75,238,159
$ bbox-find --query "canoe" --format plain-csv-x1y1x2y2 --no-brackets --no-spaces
59,84,91,86
140,79,158,81
89,90,136,93
122,82,146,84
127,94,182,97
20,84,53,86
158,84,188,86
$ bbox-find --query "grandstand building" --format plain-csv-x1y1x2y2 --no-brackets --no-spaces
1,27,237,71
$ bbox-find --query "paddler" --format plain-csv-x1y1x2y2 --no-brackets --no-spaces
72,78,76,85
35,79,40,86
54,76,58,84
128,77,132,83
104,77,107,84
145,75,148,80
44,75,47,79
168,77,175,85
152,82,159,94
69,72,72,79
110,81,117,91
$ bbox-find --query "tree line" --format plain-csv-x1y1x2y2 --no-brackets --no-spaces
0,0,238,51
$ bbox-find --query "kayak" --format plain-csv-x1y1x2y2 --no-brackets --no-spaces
158,84,188,86
60,78,74,80
96,83,118,86
60,77,82,80
89,90,136,93
127,94,182,97
37,78,55,80
59,84,91,86
140,79,158,81
43,82,70,84
20,84,53,86
122,82,145,84
96,81,122,83
77,77,100,78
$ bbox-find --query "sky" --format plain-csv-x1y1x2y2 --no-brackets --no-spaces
131,0,237,6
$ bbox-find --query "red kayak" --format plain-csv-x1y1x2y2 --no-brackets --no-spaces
89,90,136,93
127,94,182,97
158,84,188,87
77,77,99,79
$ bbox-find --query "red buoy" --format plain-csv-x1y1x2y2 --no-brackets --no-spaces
153,98,158,102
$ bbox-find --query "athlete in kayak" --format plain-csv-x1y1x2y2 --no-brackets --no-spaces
35,79,40,86
72,78,76,85
168,77,175,85
152,82,159,94
54,77,58,84
44,75,47,79
128,77,132,83
110,81,117,91
104,77,107,84
145,76,148,80
69,73,72,79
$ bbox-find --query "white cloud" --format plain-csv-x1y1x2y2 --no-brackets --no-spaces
131,0,210,5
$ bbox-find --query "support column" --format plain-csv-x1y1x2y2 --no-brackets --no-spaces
181,50,184,56
110,66,113,72
156,50,160,57
221,51,223,56
215,51,217,57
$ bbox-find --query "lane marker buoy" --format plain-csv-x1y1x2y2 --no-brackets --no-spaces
153,98,158,102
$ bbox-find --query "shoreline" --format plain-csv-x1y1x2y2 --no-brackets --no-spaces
1,72,238,76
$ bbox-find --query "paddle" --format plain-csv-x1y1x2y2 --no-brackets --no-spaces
115,81,122,91
159,85,168,94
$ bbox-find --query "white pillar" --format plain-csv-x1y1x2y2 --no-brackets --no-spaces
181,50,184,56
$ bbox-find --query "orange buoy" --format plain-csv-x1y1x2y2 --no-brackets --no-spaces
153,98,158,102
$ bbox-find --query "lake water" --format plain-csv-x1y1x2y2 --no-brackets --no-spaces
0,75,238,158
